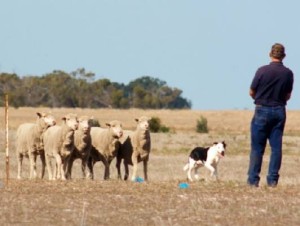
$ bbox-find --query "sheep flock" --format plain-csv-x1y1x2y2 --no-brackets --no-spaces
15,112,152,182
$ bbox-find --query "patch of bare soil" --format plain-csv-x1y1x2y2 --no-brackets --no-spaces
0,179,299,226
1,153,300,226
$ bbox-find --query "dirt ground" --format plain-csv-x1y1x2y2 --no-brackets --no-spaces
0,153,300,226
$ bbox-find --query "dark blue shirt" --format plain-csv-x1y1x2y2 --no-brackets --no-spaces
250,62,294,106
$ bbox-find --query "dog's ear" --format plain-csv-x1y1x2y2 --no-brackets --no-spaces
222,141,227,148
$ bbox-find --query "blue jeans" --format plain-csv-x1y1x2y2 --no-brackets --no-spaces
247,105,286,186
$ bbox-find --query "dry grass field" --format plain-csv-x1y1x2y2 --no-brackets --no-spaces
0,107,300,226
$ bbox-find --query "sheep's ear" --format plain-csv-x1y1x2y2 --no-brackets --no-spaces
62,116,67,121
36,112,42,118
106,122,111,127
213,142,218,145
135,118,139,122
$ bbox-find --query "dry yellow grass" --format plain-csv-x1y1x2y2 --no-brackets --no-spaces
1,107,300,133
1,107,300,154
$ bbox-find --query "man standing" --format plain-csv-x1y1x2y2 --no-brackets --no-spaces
247,43,294,187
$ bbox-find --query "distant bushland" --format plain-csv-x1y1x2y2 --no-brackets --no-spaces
0,68,191,109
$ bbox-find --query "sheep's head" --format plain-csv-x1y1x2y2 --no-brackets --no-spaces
135,116,151,131
106,120,123,138
62,113,79,131
78,116,91,134
37,112,56,128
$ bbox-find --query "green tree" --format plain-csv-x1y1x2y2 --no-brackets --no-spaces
42,71,77,107
70,68,95,83
0,73,23,107
0,72,191,109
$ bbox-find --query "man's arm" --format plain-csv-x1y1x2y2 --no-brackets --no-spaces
249,89,256,99
286,93,292,101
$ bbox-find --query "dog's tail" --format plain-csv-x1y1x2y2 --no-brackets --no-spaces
183,163,189,171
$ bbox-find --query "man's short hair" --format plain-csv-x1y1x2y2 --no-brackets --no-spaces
270,43,286,60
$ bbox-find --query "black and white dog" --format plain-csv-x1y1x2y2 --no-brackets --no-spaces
183,141,226,181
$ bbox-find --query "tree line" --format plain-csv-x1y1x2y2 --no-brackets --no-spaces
0,68,191,109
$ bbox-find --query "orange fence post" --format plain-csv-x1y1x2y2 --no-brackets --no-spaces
5,94,9,184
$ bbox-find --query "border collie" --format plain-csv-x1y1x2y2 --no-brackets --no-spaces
183,141,226,181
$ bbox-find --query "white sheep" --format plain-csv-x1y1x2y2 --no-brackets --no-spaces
16,112,56,179
66,116,92,179
87,120,123,180
116,116,151,181
43,113,78,180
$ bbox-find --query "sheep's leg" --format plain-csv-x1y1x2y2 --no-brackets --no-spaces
124,162,129,181
81,158,87,178
66,161,73,179
65,156,73,179
33,154,37,179
103,161,110,180
54,153,62,180
17,153,23,180
29,152,37,179
60,163,66,180
45,154,53,180
86,157,94,180
131,154,138,181
116,157,122,179
53,162,57,180
40,153,46,179
143,160,148,181
61,157,69,180
82,155,91,179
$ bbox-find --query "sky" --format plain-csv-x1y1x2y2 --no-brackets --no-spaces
0,0,299,110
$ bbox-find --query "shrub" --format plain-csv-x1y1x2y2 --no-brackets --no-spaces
149,117,160,132
149,117,170,133
159,125,170,133
196,116,209,133
88,118,101,127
